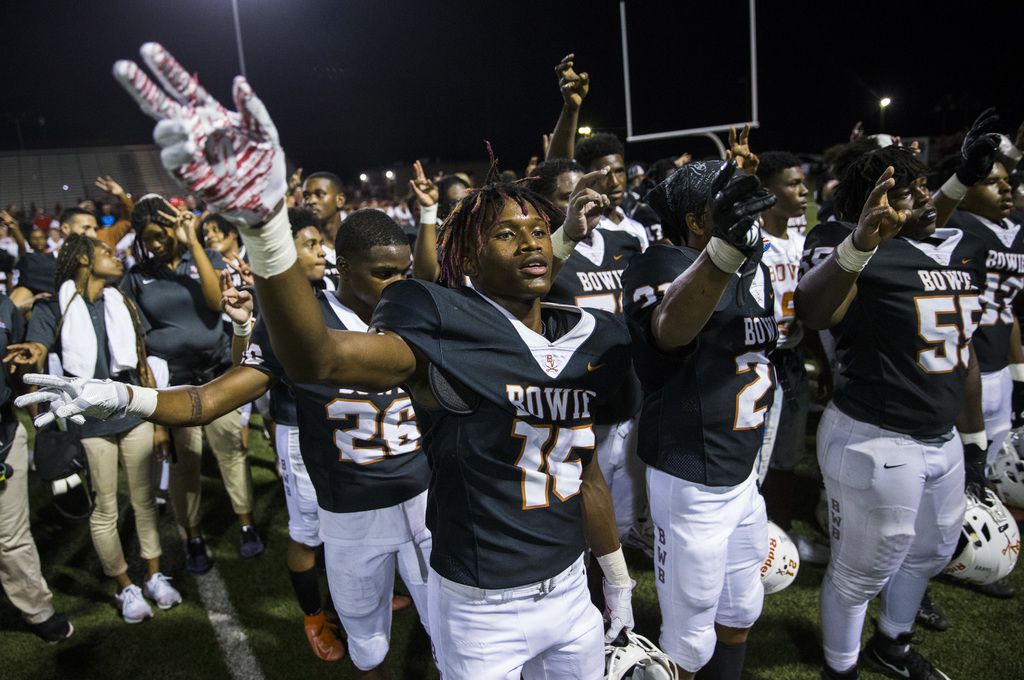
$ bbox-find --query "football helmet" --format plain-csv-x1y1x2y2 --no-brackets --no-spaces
943,488,1020,585
990,432,1024,509
605,631,678,680
761,521,800,594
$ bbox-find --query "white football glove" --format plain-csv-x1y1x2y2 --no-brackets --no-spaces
602,578,636,643
113,42,287,225
15,375,131,429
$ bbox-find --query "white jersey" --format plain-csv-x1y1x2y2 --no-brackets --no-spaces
598,207,649,251
763,229,805,350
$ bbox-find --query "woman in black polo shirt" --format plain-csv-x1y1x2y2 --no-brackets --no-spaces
121,196,261,572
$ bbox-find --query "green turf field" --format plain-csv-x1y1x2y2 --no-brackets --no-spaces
3,408,1023,680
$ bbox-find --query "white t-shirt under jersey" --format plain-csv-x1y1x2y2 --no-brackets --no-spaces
763,229,805,350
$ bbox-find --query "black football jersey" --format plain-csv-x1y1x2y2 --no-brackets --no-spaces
946,211,1024,373
242,291,429,513
801,223,987,437
622,245,778,487
371,279,633,589
545,228,643,315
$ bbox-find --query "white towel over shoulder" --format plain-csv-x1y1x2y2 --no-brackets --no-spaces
58,280,138,379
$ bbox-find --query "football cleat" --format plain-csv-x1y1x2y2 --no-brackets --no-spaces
915,589,948,632
303,610,345,662
605,630,678,680
862,631,950,680
761,521,800,594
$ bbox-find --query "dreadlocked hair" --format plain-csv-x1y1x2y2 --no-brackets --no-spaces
436,181,562,288
130,194,178,277
53,234,96,291
834,146,929,223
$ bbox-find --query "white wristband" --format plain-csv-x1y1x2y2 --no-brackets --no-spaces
126,385,158,419
940,174,970,202
1010,363,1024,382
960,430,988,450
596,547,631,587
705,236,747,274
834,234,876,274
551,227,579,261
999,134,1023,162
232,317,254,337
235,204,297,278
419,203,438,225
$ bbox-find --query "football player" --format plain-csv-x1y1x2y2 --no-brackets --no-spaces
302,171,345,283
533,158,647,546
43,44,637,680
796,146,989,680
944,156,1023,600
754,151,830,565
622,160,778,680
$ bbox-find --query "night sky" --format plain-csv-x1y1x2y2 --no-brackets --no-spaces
2,0,1021,181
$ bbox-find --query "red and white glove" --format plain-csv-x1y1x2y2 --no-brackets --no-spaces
113,43,287,226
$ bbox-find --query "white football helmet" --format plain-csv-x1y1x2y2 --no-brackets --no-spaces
605,631,678,680
943,488,1020,585
990,432,1024,509
761,521,800,594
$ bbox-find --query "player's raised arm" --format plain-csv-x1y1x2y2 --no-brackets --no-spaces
409,160,441,282
795,166,908,330
648,161,776,351
932,108,1001,229
111,42,417,392
545,53,589,161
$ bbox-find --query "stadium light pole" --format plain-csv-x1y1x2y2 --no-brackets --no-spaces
231,0,247,78
879,97,892,132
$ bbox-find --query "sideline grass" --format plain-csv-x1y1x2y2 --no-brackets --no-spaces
3,411,1022,679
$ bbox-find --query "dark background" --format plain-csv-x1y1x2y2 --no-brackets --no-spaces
2,0,1021,180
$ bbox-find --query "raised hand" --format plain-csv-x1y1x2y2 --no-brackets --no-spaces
852,166,908,251
525,155,539,177
709,161,776,256
220,268,254,324
561,167,611,241
957,107,1001,186
555,53,589,110
542,133,551,157
726,124,759,175
94,175,126,198
3,342,46,374
408,160,439,209
113,42,287,225
288,167,304,193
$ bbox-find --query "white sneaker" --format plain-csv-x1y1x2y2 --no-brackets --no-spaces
116,584,153,624
144,573,182,610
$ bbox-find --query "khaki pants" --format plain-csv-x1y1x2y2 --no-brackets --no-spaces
170,408,253,530
82,422,160,578
0,423,55,624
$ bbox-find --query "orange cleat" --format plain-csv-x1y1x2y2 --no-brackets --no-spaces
303,611,346,661
391,595,412,612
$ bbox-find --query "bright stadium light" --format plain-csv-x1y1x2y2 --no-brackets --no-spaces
359,173,368,182
879,97,892,109
385,170,395,180
577,125,592,136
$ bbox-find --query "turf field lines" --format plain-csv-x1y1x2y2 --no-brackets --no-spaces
193,564,266,680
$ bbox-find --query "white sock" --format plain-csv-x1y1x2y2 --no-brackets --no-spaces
878,570,930,640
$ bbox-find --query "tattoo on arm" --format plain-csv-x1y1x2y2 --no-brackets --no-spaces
186,387,203,422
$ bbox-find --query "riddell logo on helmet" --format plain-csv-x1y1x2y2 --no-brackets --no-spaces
760,537,778,578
